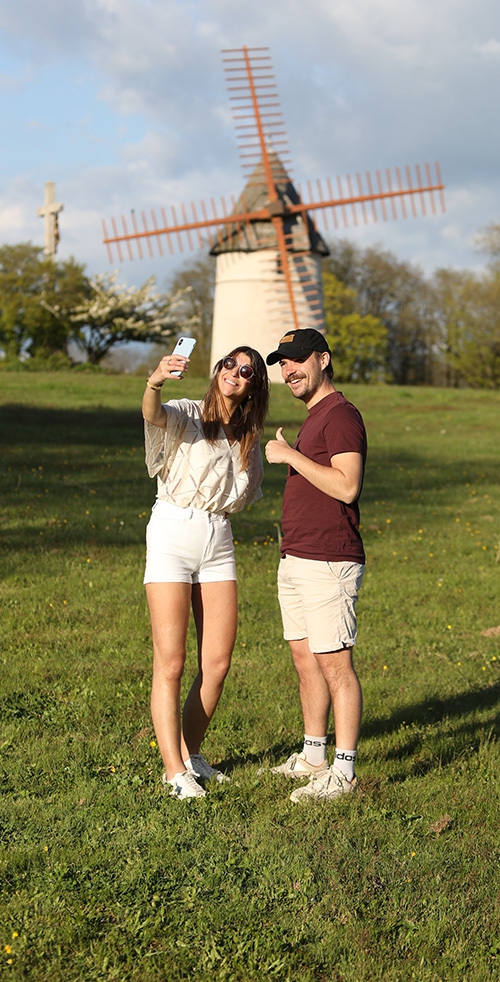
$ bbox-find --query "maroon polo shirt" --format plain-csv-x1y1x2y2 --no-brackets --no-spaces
281,391,366,563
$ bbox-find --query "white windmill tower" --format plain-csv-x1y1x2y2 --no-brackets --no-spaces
208,150,330,382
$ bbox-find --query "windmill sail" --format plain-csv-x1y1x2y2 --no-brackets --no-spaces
101,45,445,378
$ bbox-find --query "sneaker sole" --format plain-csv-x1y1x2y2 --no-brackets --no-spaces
290,781,358,803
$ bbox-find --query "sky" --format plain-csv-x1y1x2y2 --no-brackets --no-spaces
1,0,500,292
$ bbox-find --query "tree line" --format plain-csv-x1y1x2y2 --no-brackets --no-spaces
323,226,500,388
1,226,499,387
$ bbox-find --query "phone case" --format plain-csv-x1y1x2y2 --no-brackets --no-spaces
171,337,196,375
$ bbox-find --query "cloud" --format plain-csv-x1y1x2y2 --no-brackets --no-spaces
477,38,500,58
0,71,27,92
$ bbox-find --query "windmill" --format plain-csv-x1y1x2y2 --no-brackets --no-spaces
102,46,445,381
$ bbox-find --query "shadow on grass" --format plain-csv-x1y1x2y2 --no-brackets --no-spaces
217,683,500,777
262,452,499,506
0,404,152,569
3,402,498,494
365,682,500,780
362,682,500,740
0,403,143,448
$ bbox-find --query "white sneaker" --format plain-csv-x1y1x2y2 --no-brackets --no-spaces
162,770,206,799
185,754,230,784
269,751,329,779
290,766,358,803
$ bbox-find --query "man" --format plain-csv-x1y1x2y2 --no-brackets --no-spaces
265,328,367,803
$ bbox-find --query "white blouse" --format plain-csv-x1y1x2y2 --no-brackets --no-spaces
144,399,263,514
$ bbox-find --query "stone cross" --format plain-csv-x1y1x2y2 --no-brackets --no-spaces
37,182,63,260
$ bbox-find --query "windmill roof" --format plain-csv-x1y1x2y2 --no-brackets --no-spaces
210,153,329,257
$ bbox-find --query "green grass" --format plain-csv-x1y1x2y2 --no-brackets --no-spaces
1,372,499,981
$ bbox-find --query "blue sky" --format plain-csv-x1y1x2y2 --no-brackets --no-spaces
1,0,500,290
3,57,145,174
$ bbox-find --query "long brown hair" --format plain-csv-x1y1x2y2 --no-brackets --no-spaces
201,346,269,469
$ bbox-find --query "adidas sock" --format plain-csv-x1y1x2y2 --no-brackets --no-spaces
334,748,357,782
303,735,328,767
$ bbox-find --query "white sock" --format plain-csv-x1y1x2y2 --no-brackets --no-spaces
302,735,328,767
334,748,357,782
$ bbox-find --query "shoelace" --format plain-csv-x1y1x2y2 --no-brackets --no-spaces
311,769,342,790
171,771,205,797
183,773,205,792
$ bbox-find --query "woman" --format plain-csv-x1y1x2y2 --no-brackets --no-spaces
142,345,269,799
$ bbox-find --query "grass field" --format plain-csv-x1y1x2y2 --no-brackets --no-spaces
1,372,499,981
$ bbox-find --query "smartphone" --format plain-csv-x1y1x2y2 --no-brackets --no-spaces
171,336,197,376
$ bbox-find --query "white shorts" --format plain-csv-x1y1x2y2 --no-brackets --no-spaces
144,500,236,584
278,555,365,653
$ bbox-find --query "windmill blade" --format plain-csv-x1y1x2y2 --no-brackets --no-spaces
102,197,277,263
102,160,445,264
261,244,326,335
222,45,306,330
296,161,446,231
222,46,292,198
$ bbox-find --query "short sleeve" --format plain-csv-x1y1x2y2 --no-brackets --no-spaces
144,400,197,478
322,404,366,459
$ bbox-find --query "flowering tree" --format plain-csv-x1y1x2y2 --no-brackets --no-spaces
67,272,199,365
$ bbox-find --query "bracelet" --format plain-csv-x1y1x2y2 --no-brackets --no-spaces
146,379,163,391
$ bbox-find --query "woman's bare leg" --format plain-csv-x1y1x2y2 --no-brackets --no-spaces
146,581,191,780
181,580,238,760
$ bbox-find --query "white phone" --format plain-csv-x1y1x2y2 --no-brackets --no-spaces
171,336,197,376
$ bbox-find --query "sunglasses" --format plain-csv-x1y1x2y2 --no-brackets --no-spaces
222,356,255,380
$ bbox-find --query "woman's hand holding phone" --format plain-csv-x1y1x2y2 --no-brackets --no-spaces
170,337,197,377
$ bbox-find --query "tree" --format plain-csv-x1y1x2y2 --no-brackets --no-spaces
431,268,472,387
323,240,437,384
475,222,500,267
0,243,44,357
460,274,500,387
322,270,389,383
433,266,500,388
68,272,198,365
35,257,90,357
167,254,216,375
431,217,500,390
0,243,88,359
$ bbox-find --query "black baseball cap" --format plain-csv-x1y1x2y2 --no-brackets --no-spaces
266,328,330,366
